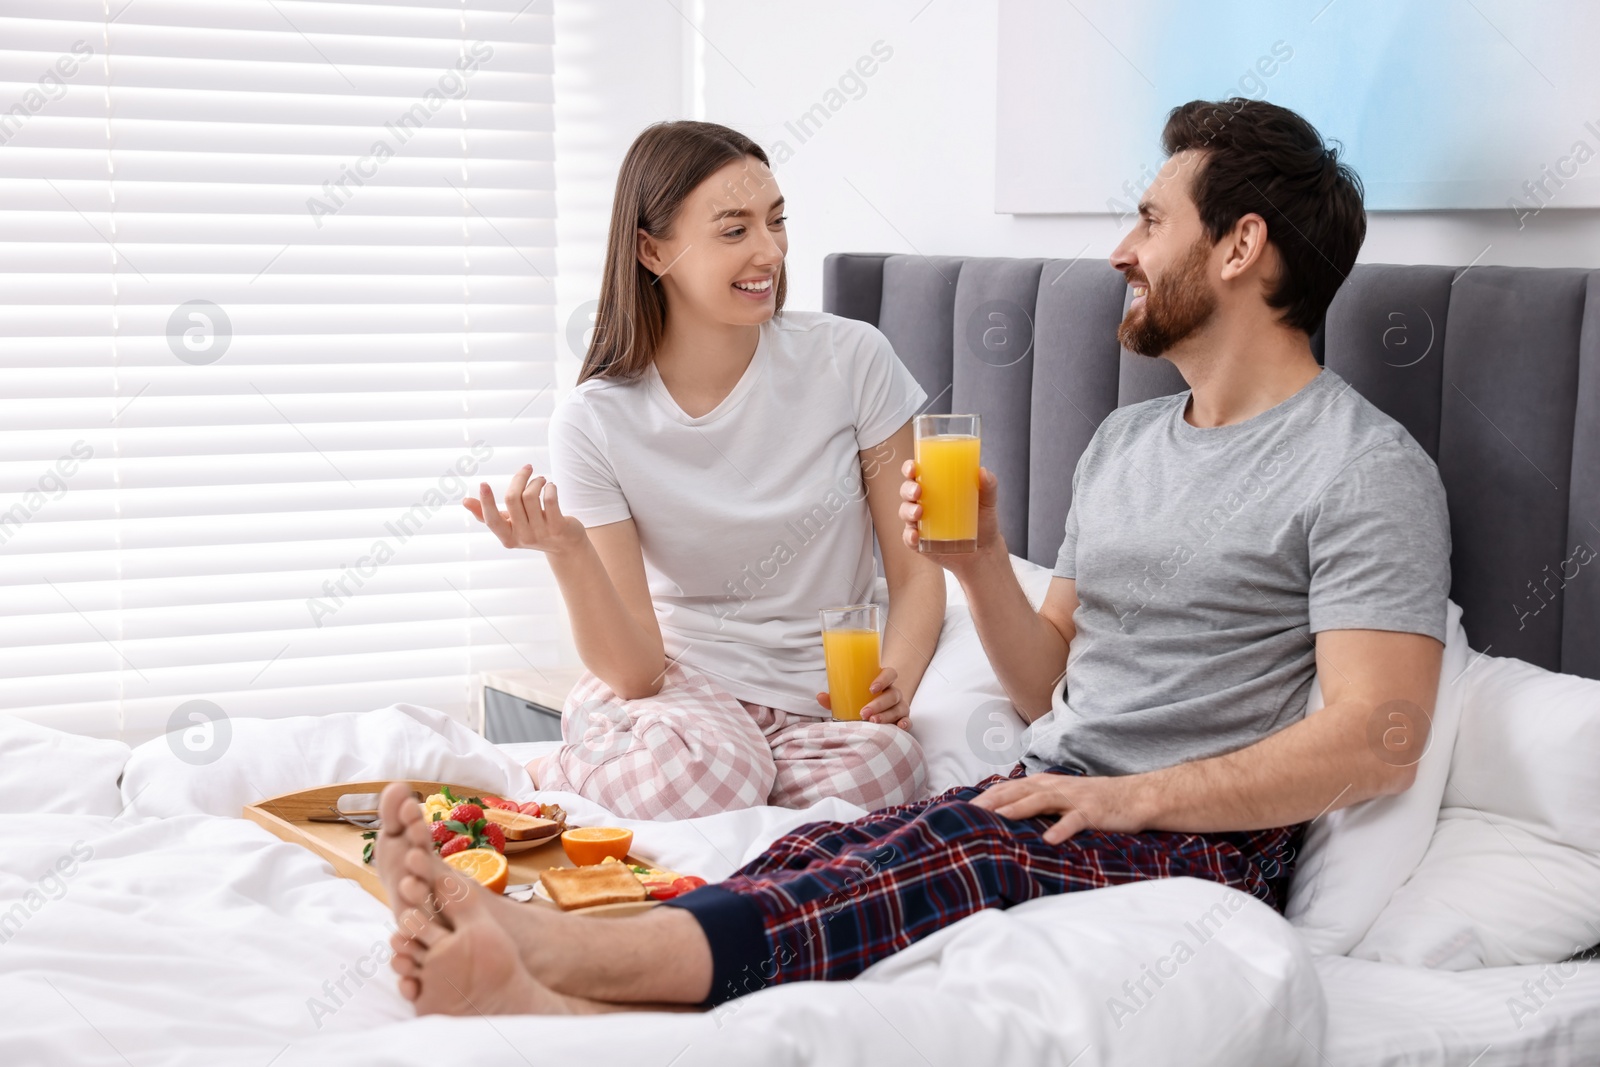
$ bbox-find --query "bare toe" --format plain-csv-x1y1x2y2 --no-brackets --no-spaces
393,907,434,949
379,815,573,1012
398,873,437,911
376,783,428,917
399,913,446,950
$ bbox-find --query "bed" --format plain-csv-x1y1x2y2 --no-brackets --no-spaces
3,254,1597,1066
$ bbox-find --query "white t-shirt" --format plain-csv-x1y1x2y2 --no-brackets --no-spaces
547,310,926,716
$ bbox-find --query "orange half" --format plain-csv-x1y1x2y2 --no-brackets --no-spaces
442,847,509,895
561,826,633,867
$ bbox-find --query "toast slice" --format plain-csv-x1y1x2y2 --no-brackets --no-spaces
483,807,559,841
540,864,649,910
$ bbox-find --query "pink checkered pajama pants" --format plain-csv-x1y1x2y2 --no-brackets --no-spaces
530,663,930,819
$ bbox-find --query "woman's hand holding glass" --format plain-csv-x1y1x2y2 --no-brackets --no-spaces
462,464,587,555
815,665,910,729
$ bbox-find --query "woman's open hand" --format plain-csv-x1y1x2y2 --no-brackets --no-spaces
462,464,587,555
816,666,910,729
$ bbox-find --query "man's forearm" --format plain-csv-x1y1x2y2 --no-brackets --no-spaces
956,541,1069,720
1132,697,1416,833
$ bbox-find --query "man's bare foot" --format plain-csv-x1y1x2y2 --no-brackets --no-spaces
388,838,580,1016
376,784,568,982
374,782,715,1010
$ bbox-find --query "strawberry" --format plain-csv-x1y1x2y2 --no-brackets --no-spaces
431,822,457,847
481,822,506,853
448,803,484,825
517,801,543,817
438,834,470,858
483,796,519,811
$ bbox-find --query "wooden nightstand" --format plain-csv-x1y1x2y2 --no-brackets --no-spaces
477,666,586,743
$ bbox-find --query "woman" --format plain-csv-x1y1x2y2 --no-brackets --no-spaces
464,121,944,819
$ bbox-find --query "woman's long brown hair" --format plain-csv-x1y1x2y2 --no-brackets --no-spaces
580,121,788,383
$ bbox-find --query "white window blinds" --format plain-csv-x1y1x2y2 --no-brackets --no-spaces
0,0,559,743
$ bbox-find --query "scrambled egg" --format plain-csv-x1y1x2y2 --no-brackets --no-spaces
423,793,452,822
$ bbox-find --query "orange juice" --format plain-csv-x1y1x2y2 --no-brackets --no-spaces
822,627,881,721
915,433,981,551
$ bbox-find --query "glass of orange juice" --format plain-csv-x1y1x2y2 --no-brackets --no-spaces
819,604,881,722
913,414,982,553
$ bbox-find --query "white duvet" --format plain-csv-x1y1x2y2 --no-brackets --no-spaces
6,701,1598,1067
1,707,1324,1067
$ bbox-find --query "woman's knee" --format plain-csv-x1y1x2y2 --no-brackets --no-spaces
864,726,930,803
771,724,929,809
555,714,779,818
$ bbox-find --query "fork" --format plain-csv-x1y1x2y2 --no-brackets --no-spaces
307,810,383,829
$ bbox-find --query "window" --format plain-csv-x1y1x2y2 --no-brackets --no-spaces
0,0,559,742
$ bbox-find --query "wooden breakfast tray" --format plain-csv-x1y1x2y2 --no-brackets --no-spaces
243,780,657,916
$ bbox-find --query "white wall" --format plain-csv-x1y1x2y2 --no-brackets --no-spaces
551,0,682,384
556,0,1600,318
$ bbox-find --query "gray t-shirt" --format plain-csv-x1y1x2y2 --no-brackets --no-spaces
1023,367,1452,777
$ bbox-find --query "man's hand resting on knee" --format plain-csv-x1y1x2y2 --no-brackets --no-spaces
972,773,1150,844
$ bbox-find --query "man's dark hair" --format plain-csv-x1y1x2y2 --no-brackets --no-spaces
1162,98,1365,334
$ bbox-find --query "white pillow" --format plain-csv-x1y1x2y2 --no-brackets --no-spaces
1352,653,1600,968
909,555,1054,794
0,715,130,817
1284,599,1470,956
121,703,535,819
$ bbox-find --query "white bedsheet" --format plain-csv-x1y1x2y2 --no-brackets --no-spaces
2,728,1322,1067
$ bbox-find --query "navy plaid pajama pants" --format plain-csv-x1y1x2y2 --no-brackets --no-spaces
662,763,1305,1006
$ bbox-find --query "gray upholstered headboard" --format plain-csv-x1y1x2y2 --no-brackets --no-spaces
823,253,1600,682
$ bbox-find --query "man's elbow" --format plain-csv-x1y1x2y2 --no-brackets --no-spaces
1357,696,1432,797
1015,696,1054,725
1013,670,1066,724
1377,761,1420,797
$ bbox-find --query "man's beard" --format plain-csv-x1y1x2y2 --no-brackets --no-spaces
1117,237,1217,357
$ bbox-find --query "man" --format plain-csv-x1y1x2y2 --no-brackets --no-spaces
374,97,1451,1016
